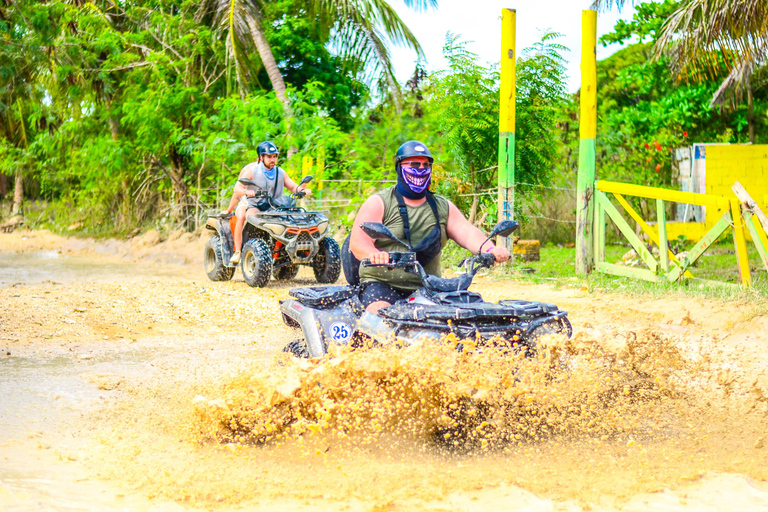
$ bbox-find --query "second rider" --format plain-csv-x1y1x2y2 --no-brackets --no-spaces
223,141,311,265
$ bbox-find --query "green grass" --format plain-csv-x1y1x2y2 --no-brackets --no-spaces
443,239,768,304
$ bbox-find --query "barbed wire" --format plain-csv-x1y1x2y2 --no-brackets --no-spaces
320,179,396,184
515,181,576,192
525,213,577,224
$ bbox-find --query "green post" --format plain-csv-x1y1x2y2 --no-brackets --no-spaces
498,8,516,250
576,10,597,274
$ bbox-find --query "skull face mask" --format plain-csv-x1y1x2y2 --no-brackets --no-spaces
396,163,432,199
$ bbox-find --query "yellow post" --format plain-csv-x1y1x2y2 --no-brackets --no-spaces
316,150,325,199
302,155,313,177
730,198,752,287
576,10,597,274
497,8,516,250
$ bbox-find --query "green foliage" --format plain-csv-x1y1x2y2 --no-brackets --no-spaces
424,32,569,227
263,0,366,128
515,32,569,211
598,0,680,46
427,34,499,221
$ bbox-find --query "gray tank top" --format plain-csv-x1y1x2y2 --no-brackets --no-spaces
244,162,285,199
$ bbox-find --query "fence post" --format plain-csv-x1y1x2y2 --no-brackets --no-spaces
576,10,597,274
730,198,752,288
497,8,516,251
316,149,325,201
657,199,669,272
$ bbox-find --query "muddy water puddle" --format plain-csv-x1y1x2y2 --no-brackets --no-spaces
0,251,191,287
0,334,269,511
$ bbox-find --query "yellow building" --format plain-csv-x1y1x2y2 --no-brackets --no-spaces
666,143,768,242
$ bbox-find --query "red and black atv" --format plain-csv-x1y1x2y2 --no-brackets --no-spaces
204,175,341,287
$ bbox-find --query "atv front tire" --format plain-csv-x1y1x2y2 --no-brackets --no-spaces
241,238,273,287
312,237,341,284
273,264,300,281
282,339,310,358
204,235,235,281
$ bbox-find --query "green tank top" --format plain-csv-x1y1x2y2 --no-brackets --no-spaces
359,187,450,292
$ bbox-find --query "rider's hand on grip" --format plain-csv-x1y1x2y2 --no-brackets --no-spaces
478,252,496,266
361,251,391,267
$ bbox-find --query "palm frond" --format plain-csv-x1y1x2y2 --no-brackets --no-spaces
590,0,635,11
710,38,768,107
655,0,768,105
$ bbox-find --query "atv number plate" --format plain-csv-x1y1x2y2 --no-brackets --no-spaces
329,322,352,343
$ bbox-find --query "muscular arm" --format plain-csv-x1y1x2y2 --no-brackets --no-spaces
350,195,389,264
285,175,312,196
223,165,255,213
446,201,510,263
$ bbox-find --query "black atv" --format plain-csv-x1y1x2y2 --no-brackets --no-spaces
279,220,572,358
204,175,341,287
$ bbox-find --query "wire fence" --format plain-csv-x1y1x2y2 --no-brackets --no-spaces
169,177,579,235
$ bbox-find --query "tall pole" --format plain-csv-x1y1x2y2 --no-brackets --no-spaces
498,8,516,250
576,10,597,274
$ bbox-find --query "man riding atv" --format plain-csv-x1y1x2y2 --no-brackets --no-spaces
223,141,311,265
347,140,510,314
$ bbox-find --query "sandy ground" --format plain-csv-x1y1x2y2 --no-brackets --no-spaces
1,228,767,511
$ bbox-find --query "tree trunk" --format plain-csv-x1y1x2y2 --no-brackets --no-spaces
748,85,755,144
0,173,10,199
362,24,402,115
169,148,190,228
469,194,479,225
109,115,120,141
246,13,292,119
468,161,478,224
12,168,23,215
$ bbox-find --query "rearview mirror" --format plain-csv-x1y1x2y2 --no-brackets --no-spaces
238,178,258,187
299,175,313,186
360,222,411,250
360,222,397,241
488,220,518,239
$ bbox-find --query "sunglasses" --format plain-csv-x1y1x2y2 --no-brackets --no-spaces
401,162,432,170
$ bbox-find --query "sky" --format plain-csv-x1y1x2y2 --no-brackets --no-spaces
387,0,641,93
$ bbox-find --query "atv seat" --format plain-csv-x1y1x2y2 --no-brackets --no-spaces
380,299,561,322
289,286,357,308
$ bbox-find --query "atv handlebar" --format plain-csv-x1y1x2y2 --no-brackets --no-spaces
360,251,496,293
360,252,417,270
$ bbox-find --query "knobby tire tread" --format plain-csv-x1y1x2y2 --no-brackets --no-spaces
313,237,341,284
204,235,235,281
242,238,273,287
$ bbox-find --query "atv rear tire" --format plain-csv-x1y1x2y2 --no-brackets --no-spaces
273,264,300,281
204,235,235,281
312,237,341,284
526,318,571,349
241,238,273,287
282,339,310,358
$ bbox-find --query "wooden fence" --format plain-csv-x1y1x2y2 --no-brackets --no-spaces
593,180,768,288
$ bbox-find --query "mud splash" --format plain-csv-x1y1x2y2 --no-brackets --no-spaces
195,332,685,451
160,329,768,507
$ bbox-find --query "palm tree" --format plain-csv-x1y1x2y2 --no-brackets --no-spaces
594,0,768,143
200,0,436,117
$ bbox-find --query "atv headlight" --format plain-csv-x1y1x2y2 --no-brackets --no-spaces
263,223,286,236
317,221,329,235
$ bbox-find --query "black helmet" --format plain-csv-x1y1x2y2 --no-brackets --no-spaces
394,140,433,166
257,141,279,157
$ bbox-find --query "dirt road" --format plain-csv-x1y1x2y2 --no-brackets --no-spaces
1,229,767,511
